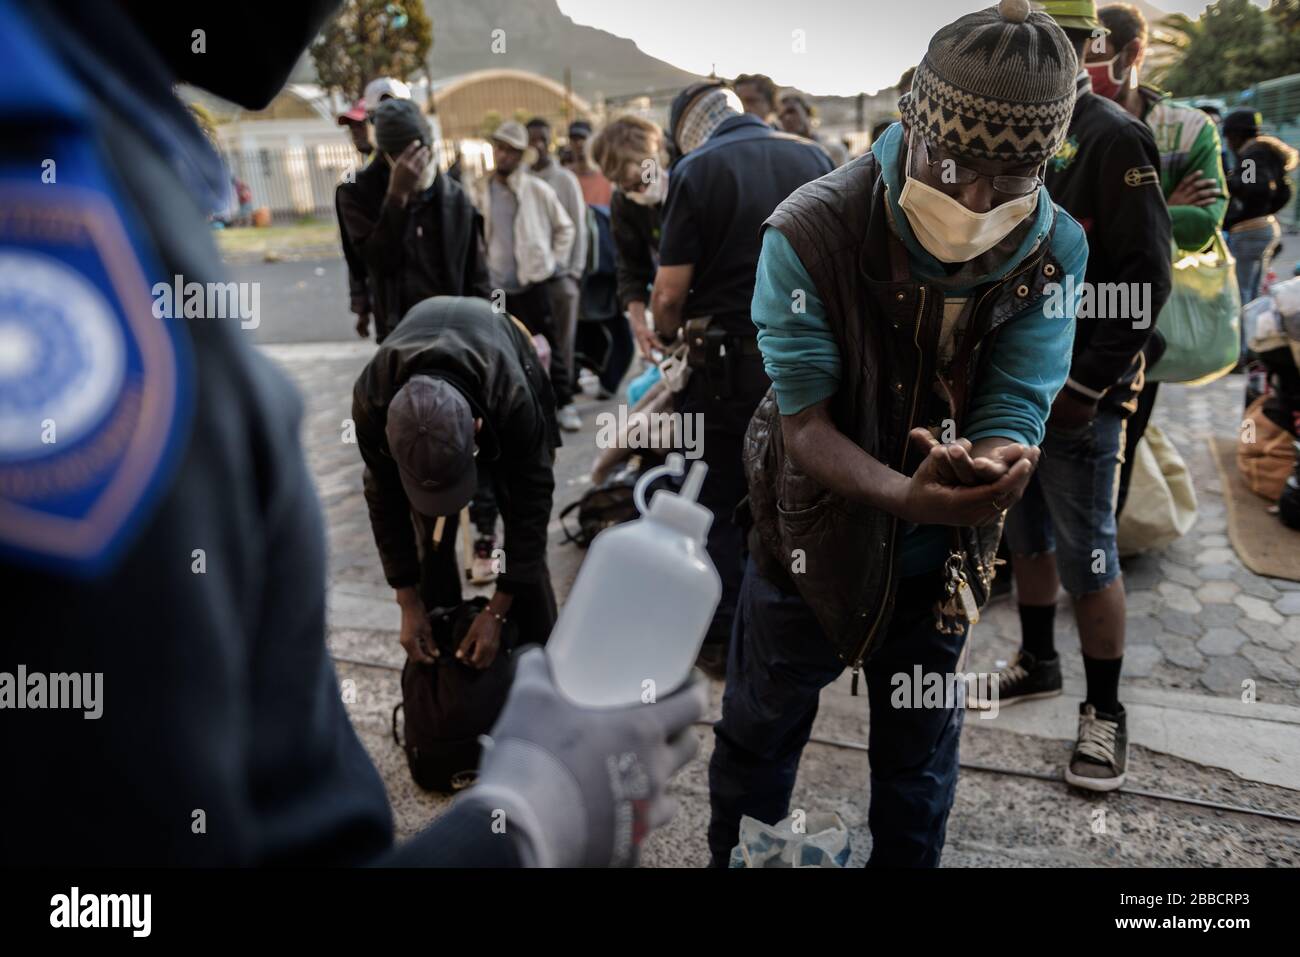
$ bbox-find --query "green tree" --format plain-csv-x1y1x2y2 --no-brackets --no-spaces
310,0,433,102
1156,0,1300,96
1266,0,1300,78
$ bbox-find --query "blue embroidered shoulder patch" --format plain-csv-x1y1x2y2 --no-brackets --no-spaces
0,184,193,577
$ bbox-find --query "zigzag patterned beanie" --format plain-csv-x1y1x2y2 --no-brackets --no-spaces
900,0,1077,166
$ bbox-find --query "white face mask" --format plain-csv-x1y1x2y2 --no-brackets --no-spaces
624,170,668,206
897,138,1040,263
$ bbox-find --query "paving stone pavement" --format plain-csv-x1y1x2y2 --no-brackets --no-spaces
968,373,1300,706
261,341,1300,866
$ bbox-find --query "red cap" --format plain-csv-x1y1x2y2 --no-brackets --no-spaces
337,100,367,125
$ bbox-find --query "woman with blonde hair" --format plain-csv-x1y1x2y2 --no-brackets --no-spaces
591,115,669,359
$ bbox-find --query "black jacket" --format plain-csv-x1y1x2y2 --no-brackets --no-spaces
2,0,404,866
335,159,378,316
352,297,559,595
609,188,661,308
1226,136,1297,229
338,161,491,342
1045,78,1172,414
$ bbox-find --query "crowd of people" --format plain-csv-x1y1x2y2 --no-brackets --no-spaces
327,0,1298,866
8,0,1297,870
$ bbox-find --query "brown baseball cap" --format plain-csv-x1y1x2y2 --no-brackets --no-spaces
385,375,477,517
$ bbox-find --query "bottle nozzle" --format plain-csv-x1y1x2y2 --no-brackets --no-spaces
632,453,709,515
680,460,708,502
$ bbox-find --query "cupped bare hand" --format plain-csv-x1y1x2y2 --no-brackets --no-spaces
899,428,1038,527
909,430,1030,486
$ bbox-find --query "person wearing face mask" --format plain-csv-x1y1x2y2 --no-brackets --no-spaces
984,0,1172,793
1088,3,1228,516
710,0,1084,867
1088,5,1227,257
336,99,490,344
0,0,706,870
591,115,669,360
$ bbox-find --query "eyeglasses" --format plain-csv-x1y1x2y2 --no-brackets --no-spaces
913,135,1042,197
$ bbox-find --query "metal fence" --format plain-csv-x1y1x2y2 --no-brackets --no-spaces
221,143,358,221
1177,72,1300,232
220,139,475,222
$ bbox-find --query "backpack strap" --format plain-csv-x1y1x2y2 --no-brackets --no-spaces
558,499,587,545
392,702,405,749
459,505,474,581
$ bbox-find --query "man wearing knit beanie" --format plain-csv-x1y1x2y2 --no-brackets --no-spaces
708,0,1089,867
990,0,1172,795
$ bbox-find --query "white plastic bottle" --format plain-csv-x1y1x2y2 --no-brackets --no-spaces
547,454,722,708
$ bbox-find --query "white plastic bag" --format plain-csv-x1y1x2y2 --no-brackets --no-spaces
1117,424,1198,557
729,811,850,868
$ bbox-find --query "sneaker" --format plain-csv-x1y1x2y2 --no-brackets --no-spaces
557,404,582,432
577,368,602,398
969,648,1062,710
469,537,498,585
1065,703,1128,791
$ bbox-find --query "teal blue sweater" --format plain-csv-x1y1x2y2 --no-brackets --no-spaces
751,122,1086,573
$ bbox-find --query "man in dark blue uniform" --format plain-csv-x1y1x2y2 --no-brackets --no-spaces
0,0,702,868
651,81,834,676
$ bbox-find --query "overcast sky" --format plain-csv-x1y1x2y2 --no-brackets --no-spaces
557,0,1270,95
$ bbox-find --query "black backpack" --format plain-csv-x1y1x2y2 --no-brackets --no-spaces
560,459,664,547
391,597,517,793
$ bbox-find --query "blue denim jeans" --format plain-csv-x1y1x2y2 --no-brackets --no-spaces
707,556,967,867
1003,409,1127,596
1229,219,1281,306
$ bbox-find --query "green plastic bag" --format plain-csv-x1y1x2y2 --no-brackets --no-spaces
1149,231,1241,386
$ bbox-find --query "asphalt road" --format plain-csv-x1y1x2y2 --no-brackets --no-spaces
231,256,360,345
236,232,1300,346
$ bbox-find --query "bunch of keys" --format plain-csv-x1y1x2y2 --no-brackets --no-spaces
934,552,980,635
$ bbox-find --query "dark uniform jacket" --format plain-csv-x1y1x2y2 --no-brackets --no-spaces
0,0,520,868
352,297,559,597
338,160,490,342
744,151,1068,667
1044,76,1172,414
659,113,834,331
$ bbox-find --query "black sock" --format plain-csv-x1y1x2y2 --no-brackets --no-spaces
1018,604,1056,661
1083,654,1123,714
